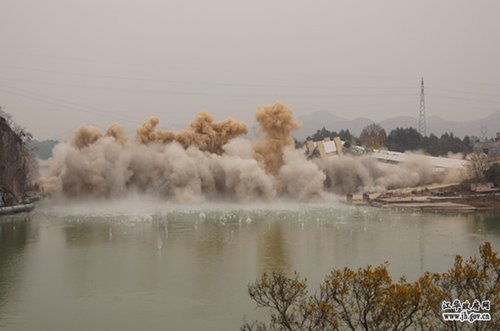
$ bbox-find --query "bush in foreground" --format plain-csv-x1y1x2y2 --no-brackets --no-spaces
242,242,499,331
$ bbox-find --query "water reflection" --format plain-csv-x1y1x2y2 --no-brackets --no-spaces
63,220,113,245
470,213,500,235
0,207,499,331
0,216,31,326
258,222,290,273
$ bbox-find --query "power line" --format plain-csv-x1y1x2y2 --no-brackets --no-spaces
427,101,498,112
0,75,419,98
0,84,143,123
426,87,500,98
0,64,418,90
427,93,500,105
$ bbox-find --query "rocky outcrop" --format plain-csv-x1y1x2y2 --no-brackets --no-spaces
0,116,28,204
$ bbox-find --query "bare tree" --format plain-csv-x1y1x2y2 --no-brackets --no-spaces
0,107,32,143
359,123,387,149
25,151,40,186
0,106,14,128
244,243,499,331
467,153,490,182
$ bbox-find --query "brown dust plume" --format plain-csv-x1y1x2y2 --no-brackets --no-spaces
136,111,248,154
253,101,301,174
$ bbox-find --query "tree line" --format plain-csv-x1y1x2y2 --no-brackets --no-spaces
306,124,474,156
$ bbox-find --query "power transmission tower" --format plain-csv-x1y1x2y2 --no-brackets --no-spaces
419,78,427,136
481,124,488,141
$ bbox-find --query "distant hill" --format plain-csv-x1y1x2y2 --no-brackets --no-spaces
27,139,58,160
295,110,500,140
296,112,370,140
379,116,419,132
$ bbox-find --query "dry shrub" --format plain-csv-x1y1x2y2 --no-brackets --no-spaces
243,242,499,331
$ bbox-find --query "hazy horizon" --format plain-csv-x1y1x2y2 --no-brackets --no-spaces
1,0,500,140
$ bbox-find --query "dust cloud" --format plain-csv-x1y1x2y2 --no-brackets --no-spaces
38,101,465,203
317,155,443,194
253,101,301,174
135,111,248,154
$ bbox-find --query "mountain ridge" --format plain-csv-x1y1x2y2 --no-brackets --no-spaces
295,110,500,140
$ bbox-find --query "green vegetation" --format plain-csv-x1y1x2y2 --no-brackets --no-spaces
386,127,422,152
242,242,499,331
305,125,473,156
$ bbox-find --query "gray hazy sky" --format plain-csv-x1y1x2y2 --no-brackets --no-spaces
1,0,500,140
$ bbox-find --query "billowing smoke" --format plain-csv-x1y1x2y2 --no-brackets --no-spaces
38,102,465,202
72,123,129,149
253,101,301,174
72,124,103,149
317,155,453,194
136,111,248,154
279,148,327,200
106,124,129,146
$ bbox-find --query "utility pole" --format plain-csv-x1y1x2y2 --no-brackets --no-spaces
419,78,427,136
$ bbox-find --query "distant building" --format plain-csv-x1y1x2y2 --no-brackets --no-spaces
473,132,500,158
305,137,344,159
370,150,468,170
305,136,468,170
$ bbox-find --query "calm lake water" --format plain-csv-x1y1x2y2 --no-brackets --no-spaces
1,200,499,330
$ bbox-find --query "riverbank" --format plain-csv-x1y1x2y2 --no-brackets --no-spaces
345,182,500,212
0,202,35,216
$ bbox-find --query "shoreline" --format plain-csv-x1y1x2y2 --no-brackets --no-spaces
344,182,500,212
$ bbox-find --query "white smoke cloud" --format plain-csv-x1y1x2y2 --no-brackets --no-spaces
38,102,465,202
